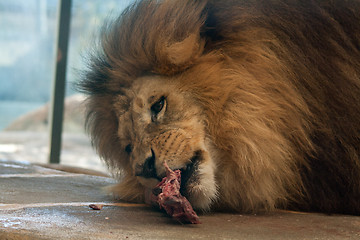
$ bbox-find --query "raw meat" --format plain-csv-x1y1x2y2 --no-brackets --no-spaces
89,204,103,210
150,162,200,224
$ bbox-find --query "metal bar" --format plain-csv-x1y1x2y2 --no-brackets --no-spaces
48,0,72,164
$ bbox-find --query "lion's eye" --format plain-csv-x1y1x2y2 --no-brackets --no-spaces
125,144,132,154
151,96,166,120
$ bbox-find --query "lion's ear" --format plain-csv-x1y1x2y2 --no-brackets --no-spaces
153,33,205,75
165,34,205,66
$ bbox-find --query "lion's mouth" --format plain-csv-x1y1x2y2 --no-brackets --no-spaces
179,150,202,196
150,149,216,211
151,150,202,197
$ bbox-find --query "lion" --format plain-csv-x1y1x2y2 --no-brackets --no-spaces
78,0,360,215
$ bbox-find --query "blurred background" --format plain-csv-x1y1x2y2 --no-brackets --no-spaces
0,0,133,173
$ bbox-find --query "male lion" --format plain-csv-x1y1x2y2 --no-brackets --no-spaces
79,0,360,215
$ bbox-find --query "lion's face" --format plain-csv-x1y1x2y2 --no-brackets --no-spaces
113,76,217,210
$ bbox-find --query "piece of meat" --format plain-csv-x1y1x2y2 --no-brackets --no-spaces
150,162,200,224
89,204,103,210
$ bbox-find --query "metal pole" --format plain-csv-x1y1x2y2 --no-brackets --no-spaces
48,0,72,164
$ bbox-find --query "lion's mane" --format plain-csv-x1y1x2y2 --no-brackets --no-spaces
79,0,360,214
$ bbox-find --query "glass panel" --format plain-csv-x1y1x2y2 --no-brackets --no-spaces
0,0,58,129
0,0,58,164
0,0,134,173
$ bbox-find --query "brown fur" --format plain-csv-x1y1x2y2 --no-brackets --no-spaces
79,0,360,215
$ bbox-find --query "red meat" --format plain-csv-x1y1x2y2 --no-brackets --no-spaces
150,162,200,224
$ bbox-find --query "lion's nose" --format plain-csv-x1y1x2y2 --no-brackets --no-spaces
135,149,158,179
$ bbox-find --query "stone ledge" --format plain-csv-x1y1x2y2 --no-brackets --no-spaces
1,160,359,239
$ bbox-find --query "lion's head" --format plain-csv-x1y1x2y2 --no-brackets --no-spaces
79,0,360,214
111,75,220,210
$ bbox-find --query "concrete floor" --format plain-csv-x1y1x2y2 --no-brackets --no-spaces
1,159,359,239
